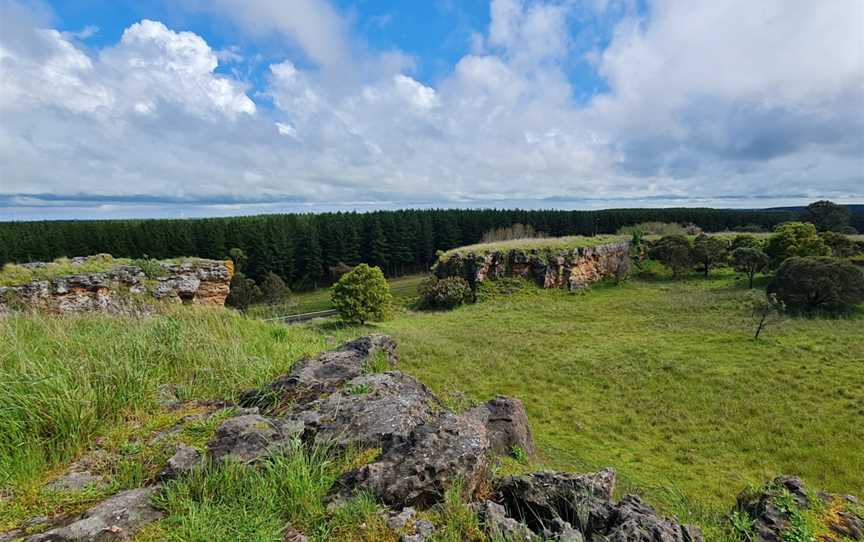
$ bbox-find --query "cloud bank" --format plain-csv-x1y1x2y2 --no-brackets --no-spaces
0,0,862,219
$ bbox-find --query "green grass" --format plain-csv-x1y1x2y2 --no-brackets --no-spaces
246,273,427,318
438,235,627,260
2,265,863,541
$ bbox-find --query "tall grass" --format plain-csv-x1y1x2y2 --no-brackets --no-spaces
0,309,328,484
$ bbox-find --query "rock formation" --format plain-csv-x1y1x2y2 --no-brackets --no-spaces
733,476,863,542
433,239,631,291
5,336,731,541
0,259,231,314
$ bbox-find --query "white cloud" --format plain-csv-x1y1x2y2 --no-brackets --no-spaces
0,0,861,216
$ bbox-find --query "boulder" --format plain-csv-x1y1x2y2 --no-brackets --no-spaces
303,372,441,449
239,334,398,408
207,414,296,463
466,395,535,456
734,476,862,542
472,500,540,541
158,444,202,480
604,495,703,542
495,469,617,532
332,411,490,508
25,487,163,542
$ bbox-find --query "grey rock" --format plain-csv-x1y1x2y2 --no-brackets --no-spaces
604,495,702,542
308,372,440,449
207,414,292,463
387,507,417,530
26,487,163,542
472,500,539,541
401,519,435,542
332,411,489,508
158,444,202,480
495,469,617,533
0,528,23,542
466,395,535,457
46,471,105,493
239,335,398,409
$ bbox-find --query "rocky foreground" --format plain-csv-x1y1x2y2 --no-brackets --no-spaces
5,336,861,542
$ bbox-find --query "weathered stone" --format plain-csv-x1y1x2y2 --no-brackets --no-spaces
434,240,630,292
45,471,105,493
734,476,862,542
26,487,163,542
332,411,490,508
306,372,441,449
386,507,417,531
158,444,202,480
604,495,703,542
466,395,535,457
472,500,539,541
208,414,293,463
400,519,435,542
495,469,617,532
0,259,231,314
239,335,398,408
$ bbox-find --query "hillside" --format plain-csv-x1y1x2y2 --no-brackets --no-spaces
2,261,862,541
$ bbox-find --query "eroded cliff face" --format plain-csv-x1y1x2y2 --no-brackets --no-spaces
434,239,631,291
0,260,231,314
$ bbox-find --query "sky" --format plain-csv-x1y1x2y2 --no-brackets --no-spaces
0,0,862,221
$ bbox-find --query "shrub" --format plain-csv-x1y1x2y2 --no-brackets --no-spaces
804,200,850,232
730,234,762,251
330,263,392,324
819,231,859,258
767,257,864,313
692,233,728,277
132,257,167,279
765,222,830,267
417,276,472,310
649,235,693,278
731,247,769,288
225,272,262,311
259,272,292,305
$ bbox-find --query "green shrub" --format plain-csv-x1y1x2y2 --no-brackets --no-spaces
765,222,830,267
132,257,167,279
417,276,472,310
259,272,292,305
225,272,262,312
730,234,762,251
819,231,859,258
330,263,392,324
731,247,769,288
649,235,693,278
692,233,728,277
767,257,864,313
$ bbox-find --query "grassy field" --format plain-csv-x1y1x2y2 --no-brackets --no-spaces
1,266,862,540
246,273,427,318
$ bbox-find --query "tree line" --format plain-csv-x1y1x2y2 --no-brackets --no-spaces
0,207,813,289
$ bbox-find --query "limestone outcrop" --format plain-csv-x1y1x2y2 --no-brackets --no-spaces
4,336,720,541
433,239,631,291
0,258,231,314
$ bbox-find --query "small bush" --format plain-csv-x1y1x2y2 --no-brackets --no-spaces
765,222,831,267
132,257,167,279
731,247,769,288
649,235,693,278
225,272,262,311
259,272,292,305
767,257,864,313
330,263,392,324
417,276,472,310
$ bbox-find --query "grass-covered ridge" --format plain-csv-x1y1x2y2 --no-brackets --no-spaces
437,234,627,260
0,254,218,287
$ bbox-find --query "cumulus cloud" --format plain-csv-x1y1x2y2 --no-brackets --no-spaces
0,0,861,218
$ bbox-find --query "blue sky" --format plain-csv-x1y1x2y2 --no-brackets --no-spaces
0,0,861,220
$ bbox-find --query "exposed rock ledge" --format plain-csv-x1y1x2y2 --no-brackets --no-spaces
6,335,717,542
0,259,231,314
434,239,631,290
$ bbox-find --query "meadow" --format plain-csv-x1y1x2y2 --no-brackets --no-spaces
1,266,862,540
